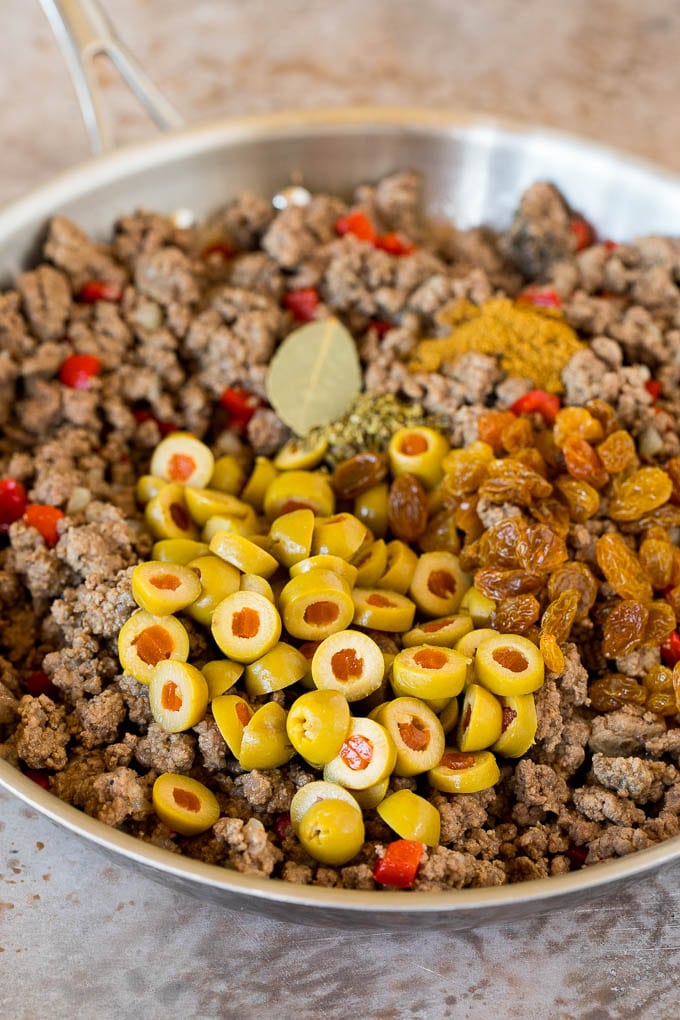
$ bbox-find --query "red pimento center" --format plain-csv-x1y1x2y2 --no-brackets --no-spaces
440,751,476,771
413,648,448,670
493,647,528,673
399,433,428,456
501,706,518,732
304,600,340,626
331,648,363,681
236,703,252,726
231,607,261,639
398,719,430,751
427,569,457,599
167,453,196,482
150,573,181,591
169,502,191,531
340,734,374,770
161,682,183,712
133,625,174,666
422,617,453,633
172,787,201,812
367,593,395,608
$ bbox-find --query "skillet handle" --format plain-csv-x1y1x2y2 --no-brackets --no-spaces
38,0,185,154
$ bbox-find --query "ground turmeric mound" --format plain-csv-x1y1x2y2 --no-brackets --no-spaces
408,296,584,393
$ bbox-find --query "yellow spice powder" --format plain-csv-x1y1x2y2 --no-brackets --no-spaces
408,296,584,394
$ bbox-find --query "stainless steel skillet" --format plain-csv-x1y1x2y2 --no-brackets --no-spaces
2,0,680,929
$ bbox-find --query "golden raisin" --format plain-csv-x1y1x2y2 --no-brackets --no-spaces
641,600,676,648
609,467,673,521
597,430,637,474
477,411,517,453
333,452,388,499
539,632,565,674
589,673,647,712
601,600,648,658
553,407,603,448
584,399,619,437
554,474,600,522
548,562,598,621
387,473,428,542
596,534,653,603
516,523,568,573
639,537,674,590
493,595,541,634
529,498,571,536
501,417,534,454
481,517,526,569
474,568,544,600
480,459,553,506
511,447,548,478
541,590,580,644
562,437,609,489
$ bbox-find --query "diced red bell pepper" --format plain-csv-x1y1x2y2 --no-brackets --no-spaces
661,631,680,667
373,839,424,889
516,286,562,309
376,232,415,256
566,845,588,870
59,353,102,390
335,210,377,243
0,478,27,531
77,280,123,303
603,240,619,252
510,389,561,426
570,216,596,252
132,408,177,437
23,504,65,548
645,380,662,401
24,769,50,790
219,387,262,430
25,671,58,698
201,241,235,261
284,287,320,322
370,319,393,338
274,812,291,840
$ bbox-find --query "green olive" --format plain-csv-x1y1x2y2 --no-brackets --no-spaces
376,789,441,846
491,694,538,758
457,684,503,752
239,702,295,770
474,633,544,696
290,780,360,832
286,689,351,766
297,799,365,866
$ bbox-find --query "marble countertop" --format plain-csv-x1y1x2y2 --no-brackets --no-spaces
3,1,680,1016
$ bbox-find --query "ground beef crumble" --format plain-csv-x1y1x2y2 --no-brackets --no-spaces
2,171,680,892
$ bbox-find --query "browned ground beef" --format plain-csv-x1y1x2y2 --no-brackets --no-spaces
2,172,680,890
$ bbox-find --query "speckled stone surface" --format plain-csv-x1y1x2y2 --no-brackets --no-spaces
3,2,680,1017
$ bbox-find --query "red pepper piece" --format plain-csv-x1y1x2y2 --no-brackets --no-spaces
661,631,680,667
25,671,58,698
566,845,588,870
284,287,320,322
23,504,65,547
645,380,662,401
376,233,415,256
77,280,123,303
201,241,235,261
516,286,562,309
603,240,619,252
0,478,27,531
373,839,424,889
570,216,596,252
335,210,377,243
24,769,50,790
59,354,102,390
274,812,291,841
370,319,393,338
133,409,177,437
510,389,561,426
219,387,262,430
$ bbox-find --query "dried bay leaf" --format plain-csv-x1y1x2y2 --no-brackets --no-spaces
266,317,362,436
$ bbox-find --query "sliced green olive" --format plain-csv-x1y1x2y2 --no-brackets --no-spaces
289,780,361,832
210,454,247,495
391,645,467,700
184,487,254,527
185,554,241,626
474,633,544,696
428,748,500,793
152,773,220,836
408,551,470,617
145,483,199,540
238,702,295,770
460,586,497,627
244,641,308,696
323,717,397,790
211,693,253,757
378,696,445,777
311,630,385,702
491,694,538,758
286,690,351,767
297,799,365,866
377,789,441,846
131,560,202,615
150,432,214,488
201,659,244,700
353,540,388,587
269,508,315,568
118,611,190,685
263,470,335,520
211,590,282,663
457,684,503,752
148,660,209,733
402,614,473,649
152,538,210,564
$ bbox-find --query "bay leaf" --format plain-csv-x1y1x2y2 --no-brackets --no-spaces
266,317,362,436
